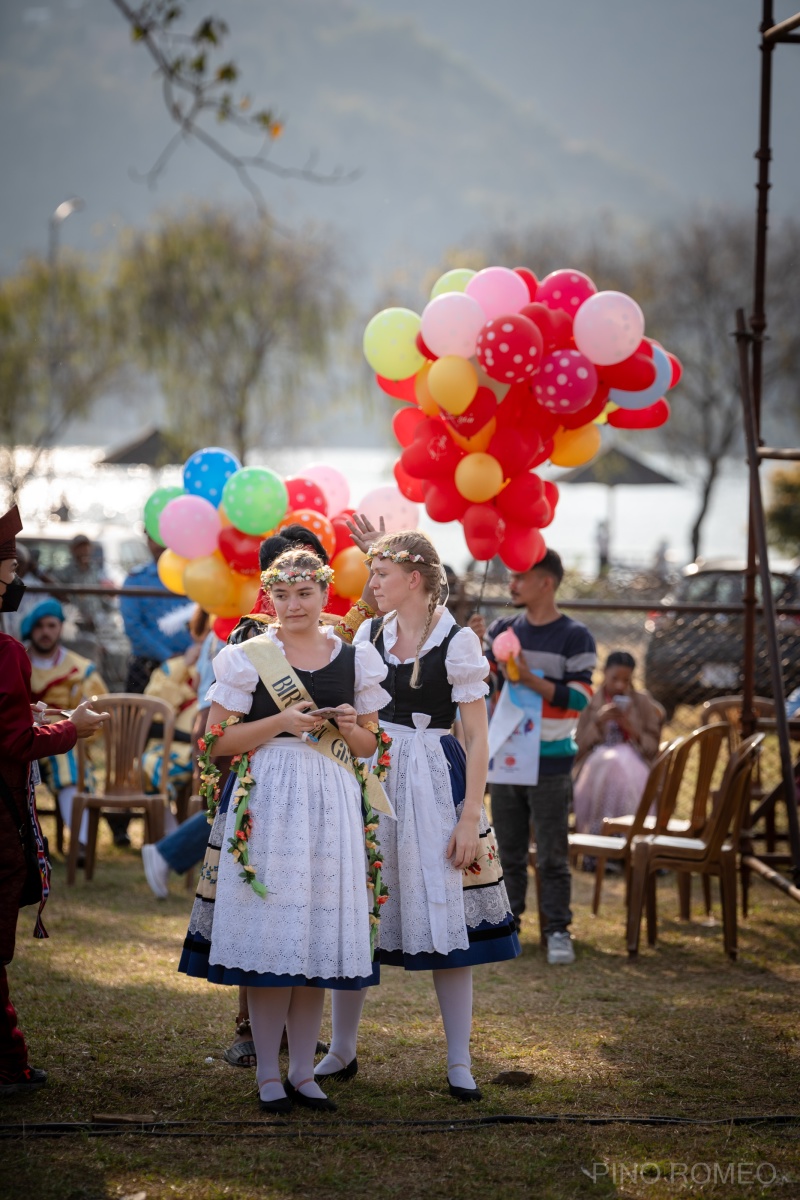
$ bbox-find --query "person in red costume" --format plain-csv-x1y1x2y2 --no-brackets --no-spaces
0,505,109,1097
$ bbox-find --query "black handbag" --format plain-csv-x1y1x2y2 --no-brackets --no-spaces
0,772,49,908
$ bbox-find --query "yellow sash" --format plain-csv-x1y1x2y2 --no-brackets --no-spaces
240,635,393,816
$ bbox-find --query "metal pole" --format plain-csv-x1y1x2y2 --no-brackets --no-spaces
735,308,800,883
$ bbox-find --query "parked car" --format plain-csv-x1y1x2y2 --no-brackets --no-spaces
643,559,800,717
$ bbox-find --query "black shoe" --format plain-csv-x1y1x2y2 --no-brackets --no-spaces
448,1080,483,1102
313,1055,357,1084
0,1066,48,1097
285,1078,337,1113
258,1093,292,1114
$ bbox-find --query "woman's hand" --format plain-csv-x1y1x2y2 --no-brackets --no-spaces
447,815,480,871
280,701,318,737
345,512,385,554
334,703,358,737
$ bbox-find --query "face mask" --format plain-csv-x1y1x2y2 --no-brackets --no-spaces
1,574,26,613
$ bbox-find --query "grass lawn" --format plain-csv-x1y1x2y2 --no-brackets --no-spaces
2,817,799,1200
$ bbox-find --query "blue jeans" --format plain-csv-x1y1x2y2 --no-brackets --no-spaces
490,773,573,935
157,811,210,875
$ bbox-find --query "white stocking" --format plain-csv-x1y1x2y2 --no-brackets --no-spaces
58,785,88,843
433,966,475,1090
315,987,366,1077
286,987,327,1099
247,986,291,1102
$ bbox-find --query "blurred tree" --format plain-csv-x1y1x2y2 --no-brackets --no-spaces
0,257,123,507
487,212,800,559
117,208,348,462
766,466,800,555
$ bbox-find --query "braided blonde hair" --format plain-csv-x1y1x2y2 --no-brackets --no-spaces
369,530,444,689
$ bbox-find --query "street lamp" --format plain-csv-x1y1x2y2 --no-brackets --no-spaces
48,195,85,271
47,196,85,432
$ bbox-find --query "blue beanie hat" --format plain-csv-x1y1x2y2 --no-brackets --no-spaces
20,599,65,641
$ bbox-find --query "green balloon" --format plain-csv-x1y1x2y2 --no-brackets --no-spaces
144,486,185,546
221,467,288,535
430,268,476,300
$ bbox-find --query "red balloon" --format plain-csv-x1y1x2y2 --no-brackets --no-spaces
535,269,597,316
424,478,470,523
212,615,240,641
533,349,598,416
285,476,328,516
608,398,670,429
559,383,609,430
476,314,544,383
443,386,497,437
331,515,355,558
377,373,418,402
549,309,575,349
499,524,547,572
530,437,554,468
488,427,543,479
401,418,464,479
462,503,505,561
543,481,559,511
519,302,559,351
324,589,352,617
495,471,544,523
394,459,427,502
415,330,438,361
598,351,657,391
218,527,262,575
667,354,682,387
392,405,426,447
514,266,539,302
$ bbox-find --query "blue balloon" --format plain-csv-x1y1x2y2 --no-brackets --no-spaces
609,346,672,411
182,447,242,506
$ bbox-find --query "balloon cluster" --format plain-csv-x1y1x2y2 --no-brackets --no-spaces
143,449,419,627
364,265,681,571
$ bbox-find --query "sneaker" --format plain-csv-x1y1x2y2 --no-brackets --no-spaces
142,843,170,899
0,1066,47,1097
546,931,575,965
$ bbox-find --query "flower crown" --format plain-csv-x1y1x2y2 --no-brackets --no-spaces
365,545,428,566
261,564,334,587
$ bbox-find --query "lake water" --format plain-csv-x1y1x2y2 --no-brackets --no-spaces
15,444,757,574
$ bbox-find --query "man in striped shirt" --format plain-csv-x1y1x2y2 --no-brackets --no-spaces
484,549,596,964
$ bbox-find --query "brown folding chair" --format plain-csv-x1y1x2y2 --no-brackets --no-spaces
626,732,764,960
67,694,175,883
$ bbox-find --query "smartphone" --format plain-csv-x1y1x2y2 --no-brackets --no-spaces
307,707,339,720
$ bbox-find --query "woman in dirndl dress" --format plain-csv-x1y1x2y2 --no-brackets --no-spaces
178,548,390,1113
315,531,520,1102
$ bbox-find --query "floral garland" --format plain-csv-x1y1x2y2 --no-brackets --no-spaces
364,545,427,565
197,716,265,898
261,564,335,587
353,722,393,956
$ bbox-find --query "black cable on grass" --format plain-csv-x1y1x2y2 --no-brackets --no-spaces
1,1113,798,1140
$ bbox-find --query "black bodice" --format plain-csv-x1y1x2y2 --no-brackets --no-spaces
244,638,356,736
371,616,460,729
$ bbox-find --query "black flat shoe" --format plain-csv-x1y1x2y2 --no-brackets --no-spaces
257,1077,292,1114
313,1054,357,1084
447,1067,482,1103
285,1078,337,1113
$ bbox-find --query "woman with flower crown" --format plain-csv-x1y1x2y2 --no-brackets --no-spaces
179,547,391,1114
315,530,520,1102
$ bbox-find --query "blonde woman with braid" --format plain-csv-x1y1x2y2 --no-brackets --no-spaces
315,531,520,1101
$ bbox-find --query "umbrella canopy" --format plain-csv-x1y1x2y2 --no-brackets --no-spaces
556,446,678,489
98,427,182,468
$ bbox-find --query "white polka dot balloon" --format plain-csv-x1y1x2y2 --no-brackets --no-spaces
475,314,544,384
533,349,598,415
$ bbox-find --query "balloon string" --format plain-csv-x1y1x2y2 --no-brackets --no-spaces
475,560,490,613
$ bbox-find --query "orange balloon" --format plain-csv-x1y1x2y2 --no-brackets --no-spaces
447,416,497,454
331,545,369,600
415,362,439,417
454,452,504,503
427,356,478,415
234,571,261,614
184,554,240,614
157,548,188,595
550,423,602,467
217,504,233,528
279,509,337,559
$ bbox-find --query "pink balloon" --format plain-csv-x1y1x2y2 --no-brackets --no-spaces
533,349,598,415
299,463,350,517
465,267,530,321
420,292,486,359
475,314,544,383
357,485,419,532
535,269,597,315
159,495,221,559
492,627,521,662
573,291,645,366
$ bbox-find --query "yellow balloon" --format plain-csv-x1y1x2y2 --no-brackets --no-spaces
428,356,478,416
454,452,504,503
550,424,602,467
447,416,497,454
157,549,188,594
415,362,440,417
430,268,476,299
184,553,240,613
331,545,369,600
363,307,425,381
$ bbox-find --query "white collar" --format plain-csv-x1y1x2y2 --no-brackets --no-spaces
380,605,455,665
264,621,342,661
